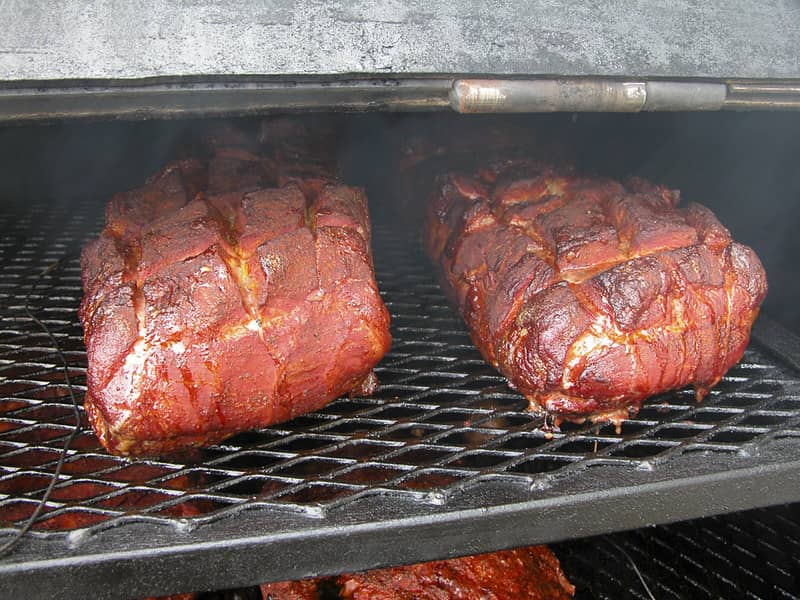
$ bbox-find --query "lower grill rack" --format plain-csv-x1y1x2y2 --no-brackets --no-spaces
557,503,800,599
1,195,800,599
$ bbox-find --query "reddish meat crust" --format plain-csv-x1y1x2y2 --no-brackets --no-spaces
80,130,390,457
261,580,321,600
424,160,767,422
260,545,573,600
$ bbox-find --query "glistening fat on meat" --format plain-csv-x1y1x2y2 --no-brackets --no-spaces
79,128,391,457
424,160,767,423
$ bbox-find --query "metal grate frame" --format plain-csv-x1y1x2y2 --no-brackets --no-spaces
1,193,800,599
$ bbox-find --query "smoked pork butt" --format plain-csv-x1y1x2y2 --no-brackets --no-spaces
80,130,390,456
261,545,574,599
424,160,767,422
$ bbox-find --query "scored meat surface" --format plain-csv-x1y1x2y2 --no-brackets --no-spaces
424,160,767,422
80,125,391,456
261,545,574,600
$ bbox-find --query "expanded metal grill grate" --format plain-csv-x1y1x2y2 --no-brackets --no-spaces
1,193,800,599
557,503,800,599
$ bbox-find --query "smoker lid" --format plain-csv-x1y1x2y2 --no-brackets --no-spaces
1,1,799,83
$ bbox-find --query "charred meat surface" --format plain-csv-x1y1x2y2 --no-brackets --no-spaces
261,545,574,599
80,124,391,457
424,160,767,422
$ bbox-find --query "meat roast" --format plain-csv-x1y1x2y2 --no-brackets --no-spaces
261,545,574,599
80,127,391,456
424,160,767,422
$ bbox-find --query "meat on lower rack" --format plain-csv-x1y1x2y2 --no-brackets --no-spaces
261,544,574,599
424,159,767,423
79,125,391,457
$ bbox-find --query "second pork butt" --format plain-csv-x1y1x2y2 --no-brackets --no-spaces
424,160,767,422
80,139,391,457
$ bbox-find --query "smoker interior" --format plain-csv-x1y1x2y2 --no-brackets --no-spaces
556,502,800,599
1,113,800,599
